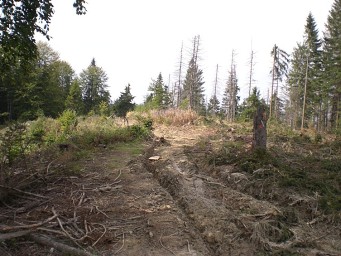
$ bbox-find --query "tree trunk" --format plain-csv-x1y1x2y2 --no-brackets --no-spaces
253,105,267,151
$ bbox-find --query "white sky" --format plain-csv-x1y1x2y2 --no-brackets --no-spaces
37,0,335,104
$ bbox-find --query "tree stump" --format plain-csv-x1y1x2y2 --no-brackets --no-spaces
253,105,267,151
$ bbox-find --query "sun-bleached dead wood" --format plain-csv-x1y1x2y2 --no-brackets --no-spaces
28,234,95,256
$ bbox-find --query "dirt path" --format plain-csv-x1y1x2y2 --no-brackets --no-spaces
1,124,340,255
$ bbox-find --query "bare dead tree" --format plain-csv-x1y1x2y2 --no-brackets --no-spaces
248,45,256,97
175,41,184,108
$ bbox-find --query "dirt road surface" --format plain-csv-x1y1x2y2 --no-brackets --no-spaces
1,124,340,255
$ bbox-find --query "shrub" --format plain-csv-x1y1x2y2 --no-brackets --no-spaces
0,122,29,175
58,109,78,135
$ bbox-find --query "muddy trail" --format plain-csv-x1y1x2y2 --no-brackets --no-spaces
0,124,340,255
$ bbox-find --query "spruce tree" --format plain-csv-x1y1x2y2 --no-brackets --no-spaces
80,58,110,114
65,79,84,114
287,43,308,129
181,35,205,113
269,44,289,119
324,0,341,130
304,13,323,129
113,84,135,124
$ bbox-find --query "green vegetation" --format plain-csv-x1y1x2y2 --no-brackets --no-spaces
0,115,152,183
198,123,341,214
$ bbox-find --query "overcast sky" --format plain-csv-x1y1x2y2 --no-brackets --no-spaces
37,0,335,104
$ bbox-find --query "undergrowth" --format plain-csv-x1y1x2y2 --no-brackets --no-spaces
204,124,341,214
0,115,152,183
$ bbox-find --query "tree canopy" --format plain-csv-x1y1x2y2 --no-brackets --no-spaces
0,0,86,66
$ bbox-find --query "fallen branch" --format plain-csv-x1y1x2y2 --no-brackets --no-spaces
0,185,49,199
92,223,107,246
28,234,95,256
0,210,58,232
114,232,125,255
159,232,176,255
113,169,122,182
0,230,32,241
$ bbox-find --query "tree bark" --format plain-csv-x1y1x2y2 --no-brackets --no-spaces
253,106,267,151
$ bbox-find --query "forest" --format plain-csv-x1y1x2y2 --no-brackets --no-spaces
0,1,340,133
0,1,340,256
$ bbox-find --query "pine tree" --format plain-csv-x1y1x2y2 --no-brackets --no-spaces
269,44,289,119
113,84,135,124
65,79,84,114
182,35,205,113
147,73,170,109
238,87,262,121
287,43,308,129
324,0,341,130
208,95,220,116
287,13,324,130
80,58,110,114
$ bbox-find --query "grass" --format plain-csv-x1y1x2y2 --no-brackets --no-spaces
0,115,152,183
200,121,341,214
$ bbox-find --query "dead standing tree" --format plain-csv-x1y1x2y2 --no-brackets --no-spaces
253,105,267,151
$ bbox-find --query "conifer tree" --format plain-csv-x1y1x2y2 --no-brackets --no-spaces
238,87,263,121
113,84,135,124
324,0,341,130
269,44,289,119
65,79,84,114
80,58,110,114
182,35,205,113
147,73,170,109
287,43,308,129
287,13,324,130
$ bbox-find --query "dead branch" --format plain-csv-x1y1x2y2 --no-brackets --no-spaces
114,232,125,255
159,232,176,255
28,234,95,256
46,158,57,174
0,210,58,232
92,223,107,246
0,230,32,241
0,185,49,199
78,192,86,206
113,169,122,182
0,246,12,256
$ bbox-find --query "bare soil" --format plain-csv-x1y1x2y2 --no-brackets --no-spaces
0,124,340,255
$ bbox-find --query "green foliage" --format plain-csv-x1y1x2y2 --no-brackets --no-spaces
0,123,28,166
0,0,86,66
99,101,110,117
207,95,220,116
204,126,341,214
80,59,111,114
65,79,84,114
146,73,171,110
58,109,78,135
238,87,264,121
113,84,135,119
129,125,151,139
181,36,205,113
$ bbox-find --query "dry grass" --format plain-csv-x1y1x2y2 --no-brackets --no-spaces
149,108,199,126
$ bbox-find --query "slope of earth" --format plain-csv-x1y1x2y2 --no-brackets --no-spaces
1,123,340,256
